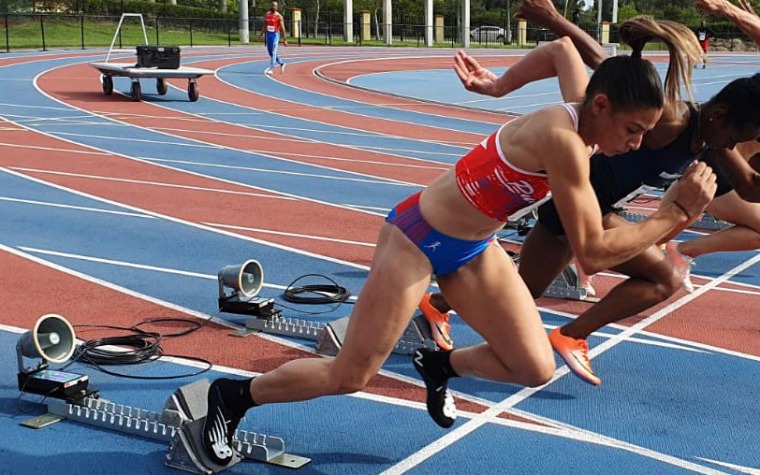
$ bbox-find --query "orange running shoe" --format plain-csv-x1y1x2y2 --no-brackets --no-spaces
549,328,601,386
664,241,695,293
419,293,454,351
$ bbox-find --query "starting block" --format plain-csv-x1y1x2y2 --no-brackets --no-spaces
37,379,310,473
617,210,731,230
316,315,436,356
233,313,436,357
163,379,309,472
688,213,732,230
233,314,324,340
542,264,598,302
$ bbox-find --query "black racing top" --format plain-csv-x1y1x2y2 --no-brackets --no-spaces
537,103,732,236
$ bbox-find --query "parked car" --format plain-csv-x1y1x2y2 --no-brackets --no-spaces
470,25,508,44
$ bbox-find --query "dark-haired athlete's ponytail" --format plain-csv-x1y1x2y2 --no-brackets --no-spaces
584,55,663,111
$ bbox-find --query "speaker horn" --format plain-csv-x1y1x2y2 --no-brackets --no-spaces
218,259,263,299
16,313,76,374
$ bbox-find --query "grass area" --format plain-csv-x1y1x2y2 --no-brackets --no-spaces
2,16,697,52
1,16,533,51
2,16,237,50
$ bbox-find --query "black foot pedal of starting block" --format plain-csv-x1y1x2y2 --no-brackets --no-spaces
163,380,311,470
163,379,211,427
165,417,244,474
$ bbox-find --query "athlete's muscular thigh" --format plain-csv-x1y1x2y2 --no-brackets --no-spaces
437,243,552,369
331,223,432,390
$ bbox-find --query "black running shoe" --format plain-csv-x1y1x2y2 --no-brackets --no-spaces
202,380,241,465
413,348,457,428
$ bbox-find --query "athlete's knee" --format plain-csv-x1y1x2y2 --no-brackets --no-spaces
334,377,369,395
655,269,683,300
329,367,373,395
514,356,556,387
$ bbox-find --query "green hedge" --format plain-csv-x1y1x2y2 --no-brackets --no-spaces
1,0,236,18
80,0,234,19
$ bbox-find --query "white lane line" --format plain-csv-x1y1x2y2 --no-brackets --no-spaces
382,253,760,474
0,196,155,218
0,141,111,155
137,158,422,186
8,167,300,199
204,222,376,247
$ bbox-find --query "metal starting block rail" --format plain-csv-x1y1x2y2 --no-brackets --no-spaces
235,314,324,340
316,315,436,356
685,213,732,231
617,210,731,230
234,314,436,356
38,379,309,474
542,265,599,302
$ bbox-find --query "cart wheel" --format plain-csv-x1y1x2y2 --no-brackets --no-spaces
156,78,168,95
130,81,142,101
188,80,199,102
102,75,113,96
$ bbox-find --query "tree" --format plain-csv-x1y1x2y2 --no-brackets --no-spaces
617,2,637,22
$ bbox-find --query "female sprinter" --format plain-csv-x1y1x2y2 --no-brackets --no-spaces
199,35,716,465
430,3,760,387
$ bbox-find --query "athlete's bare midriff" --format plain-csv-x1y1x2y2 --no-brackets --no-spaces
419,170,505,241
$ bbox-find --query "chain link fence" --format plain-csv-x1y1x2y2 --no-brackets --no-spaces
1,5,757,53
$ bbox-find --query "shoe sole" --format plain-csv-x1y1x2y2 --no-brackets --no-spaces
665,243,694,293
429,323,454,351
419,296,454,350
412,354,456,428
202,384,237,465
554,347,601,386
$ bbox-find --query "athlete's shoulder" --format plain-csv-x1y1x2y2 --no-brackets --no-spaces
531,105,583,143
507,105,586,161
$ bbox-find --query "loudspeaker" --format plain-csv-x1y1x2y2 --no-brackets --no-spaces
16,314,76,373
218,259,263,299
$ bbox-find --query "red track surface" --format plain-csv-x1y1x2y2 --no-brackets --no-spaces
0,51,496,416
2,50,759,427
39,63,449,184
0,248,444,404
0,117,380,265
286,56,516,125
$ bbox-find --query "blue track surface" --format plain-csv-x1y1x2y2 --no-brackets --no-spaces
352,56,760,114
1,47,759,475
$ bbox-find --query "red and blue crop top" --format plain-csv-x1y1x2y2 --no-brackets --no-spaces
455,103,586,222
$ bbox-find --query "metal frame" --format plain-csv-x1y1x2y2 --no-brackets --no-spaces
105,13,149,63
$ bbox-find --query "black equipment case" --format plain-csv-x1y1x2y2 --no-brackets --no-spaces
136,46,181,69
